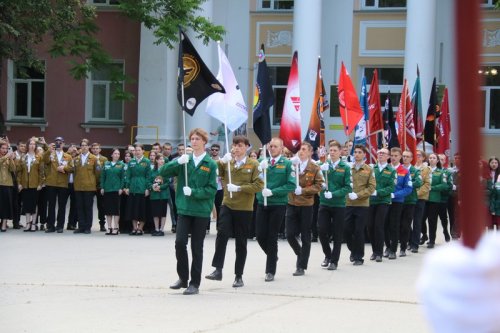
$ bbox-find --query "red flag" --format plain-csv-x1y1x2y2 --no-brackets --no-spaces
397,79,417,163
338,62,363,136
279,51,302,153
435,87,451,161
367,69,383,163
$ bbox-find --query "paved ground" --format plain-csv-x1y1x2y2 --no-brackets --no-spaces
0,214,442,333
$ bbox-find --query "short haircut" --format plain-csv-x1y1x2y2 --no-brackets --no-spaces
135,143,144,150
417,149,426,159
91,142,100,148
270,137,284,146
163,142,172,148
17,140,26,146
152,142,160,147
233,135,250,146
81,138,90,146
354,144,367,154
390,147,402,155
111,148,121,155
211,143,220,149
328,140,342,149
189,128,209,143
177,143,185,148
300,141,313,151
402,150,413,157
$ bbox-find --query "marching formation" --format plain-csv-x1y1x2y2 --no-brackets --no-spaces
1,132,499,296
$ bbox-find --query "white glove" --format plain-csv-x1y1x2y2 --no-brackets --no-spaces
417,234,500,333
227,183,240,192
294,187,302,195
177,154,189,165
290,156,300,166
391,193,395,199
453,184,457,191
183,186,192,196
259,159,269,170
262,188,273,197
372,190,377,196
320,163,330,171
348,192,358,200
220,152,232,164
324,191,332,199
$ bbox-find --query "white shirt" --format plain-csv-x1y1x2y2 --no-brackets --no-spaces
235,156,247,169
26,153,35,173
270,155,281,166
193,152,206,167
56,151,64,165
80,152,89,166
378,162,388,170
331,159,340,169
299,159,309,173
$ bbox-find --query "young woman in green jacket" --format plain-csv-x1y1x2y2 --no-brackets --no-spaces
150,154,170,236
100,148,125,235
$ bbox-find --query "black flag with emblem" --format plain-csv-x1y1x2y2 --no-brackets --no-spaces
177,30,225,116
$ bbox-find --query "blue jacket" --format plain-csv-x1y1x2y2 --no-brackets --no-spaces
392,164,413,203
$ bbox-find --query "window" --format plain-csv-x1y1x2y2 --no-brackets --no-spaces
480,65,500,130
480,0,499,7
267,66,291,127
362,0,406,9
364,67,403,110
87,62,124,122
10,62,45,120
259,0,294,10
89,0,120,5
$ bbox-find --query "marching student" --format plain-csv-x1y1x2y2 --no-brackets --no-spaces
344,145,376,266
414,150,431,249
438,154,453,241
206,135,264,288
426,153,449,248
318,140,351,270
255,137,296,281
285,142,323,276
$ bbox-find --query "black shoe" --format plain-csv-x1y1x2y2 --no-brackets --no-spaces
375,256,382,262
73,229,85,234
100,226,106,232
388,252,397,260
171,226,176,233
13,225,21,230
183,285,199,295
383,248,390,258
321,258,330,267
205,269,222,281
411,247,419,253
83,229,91,234
151,230,159,236
232,277,244,288
45,227,55,233
265,273,274,282
353,260,364,266
129,230,137,236
419,235,428,245
399,250,406,257
136,230,143,236
293,268,305,276
427,243,435,249
169,279,188,290
159,231,165,236
67,225,76,231
370,254,376,261
56,228,63,233
349,254,354,263
327,262,337,271
444,231,451,242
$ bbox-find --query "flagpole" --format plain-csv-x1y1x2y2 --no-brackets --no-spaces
181,70,189,188
222,104,233,199
262,144,267,206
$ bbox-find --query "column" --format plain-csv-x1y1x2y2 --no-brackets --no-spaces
292,0,322,138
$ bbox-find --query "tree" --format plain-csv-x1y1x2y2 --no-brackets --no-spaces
0,0,224,135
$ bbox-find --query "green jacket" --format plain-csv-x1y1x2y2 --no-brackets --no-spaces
125,157,151,194
404,165,423,205
370,164,395,205
160,153,217,218
319,159,351,207
149,169,170,201
428,168,448,203
439,168,454,203
100,161,125,192
256,156,296,206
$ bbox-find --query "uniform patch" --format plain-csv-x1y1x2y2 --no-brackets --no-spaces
335,168,345,172
200,166,210,172
383,170,392,175
276,165,285,169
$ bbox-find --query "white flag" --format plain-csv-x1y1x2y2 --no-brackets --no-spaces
206,44,248,132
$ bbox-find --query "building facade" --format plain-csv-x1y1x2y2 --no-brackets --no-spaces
1,0,499,156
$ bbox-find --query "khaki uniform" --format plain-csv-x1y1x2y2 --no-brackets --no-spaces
347,164,376,207
17,154,43,189
416,165,432,201
73,153,99,192
43,149,73,188
288,160,323,206
0,155,16,186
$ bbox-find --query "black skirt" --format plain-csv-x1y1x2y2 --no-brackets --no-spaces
21,188,38,214
0,185,13,219
150,199,168,218
103,191,120,215
126,193,146,221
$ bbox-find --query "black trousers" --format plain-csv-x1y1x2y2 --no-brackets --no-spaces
400,204,415,251
75,191,94,231
368,204,390,256
344,206,369,261
211,206,252,276
213,190,224,229
46,186,69,229
385,202,404,253
318,205,345,265
36,186,47,225
426,201,441,244
248,195,258,238
175,214,208,288
168,184,177,226
285,205,313,270
438,202,450,236
311,195,320,239
256,205,286,275
67,183,77,228
95,190,105,227
410,200,426,249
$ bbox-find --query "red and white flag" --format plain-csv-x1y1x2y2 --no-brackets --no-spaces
338,62,364,136
397,79,417,163
435,87,451,160
279,51,302,153
367,69,383,163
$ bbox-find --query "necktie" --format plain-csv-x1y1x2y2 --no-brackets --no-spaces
271,159,275,166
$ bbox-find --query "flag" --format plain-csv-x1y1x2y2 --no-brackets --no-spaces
352,77,369,149
279,51,302,153
338,62,364,136
252,45,274,145
177,30,225,116
397,79,417,162
367,69,383,163
411,66,424,145
424,77,439,146
206,43,248,131
435,87,451,160
304,58,329,152
385,94,399,149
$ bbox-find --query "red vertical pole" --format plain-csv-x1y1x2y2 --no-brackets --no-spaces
455,0,484,248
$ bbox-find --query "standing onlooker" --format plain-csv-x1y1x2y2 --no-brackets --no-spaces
209,143,223,231
66,144,79,230
0,139,16,232
12,140,27,229
91,142,108,231
119,151,133,234
150,153,169,236
100,148,125,235
487,157,500,230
